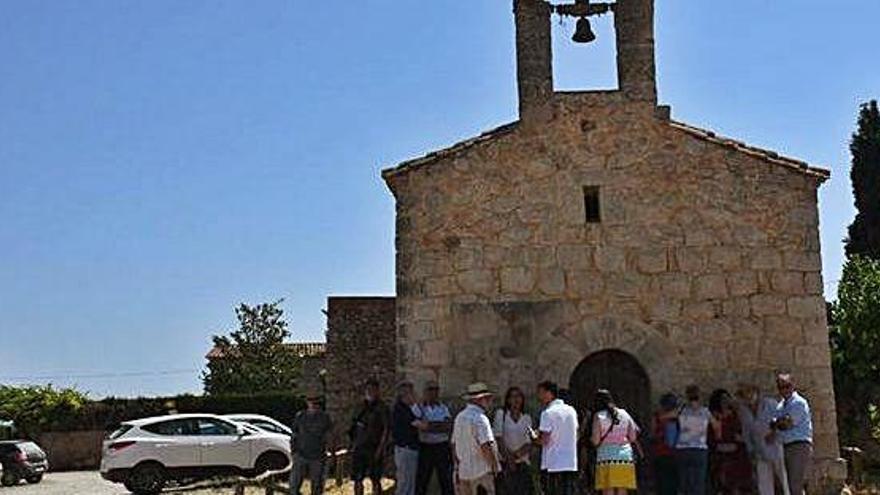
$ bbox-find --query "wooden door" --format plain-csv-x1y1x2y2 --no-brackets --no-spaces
569,349,651,426
569,350,653,494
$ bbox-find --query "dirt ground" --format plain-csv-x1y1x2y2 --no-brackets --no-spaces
0,471,393,495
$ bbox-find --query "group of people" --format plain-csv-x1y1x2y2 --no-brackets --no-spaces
286,373,814,495
651,374,813,495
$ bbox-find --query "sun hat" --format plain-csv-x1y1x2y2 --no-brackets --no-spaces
462,382,493,400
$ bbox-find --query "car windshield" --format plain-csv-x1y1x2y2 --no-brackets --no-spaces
19,442,43,456
107,424,133,440
251,420,285,434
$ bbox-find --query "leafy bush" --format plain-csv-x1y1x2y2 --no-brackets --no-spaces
0,385,89,437
61,391,306,432
0,385,305,435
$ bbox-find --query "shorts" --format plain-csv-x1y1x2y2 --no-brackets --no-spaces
352,447,384,482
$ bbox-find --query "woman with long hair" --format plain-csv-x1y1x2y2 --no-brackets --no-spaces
708,389,753,495
591,389,641,495
492,386,534,495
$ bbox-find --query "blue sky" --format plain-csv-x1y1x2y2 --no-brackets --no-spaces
1,0,876,398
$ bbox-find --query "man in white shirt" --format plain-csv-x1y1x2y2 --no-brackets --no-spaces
535,381,578,495
413,381,454,495
452,382,501,495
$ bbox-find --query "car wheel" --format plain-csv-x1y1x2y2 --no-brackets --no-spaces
26,474,43,484
253,451,288,476
1,469,19,487
123,462,166,495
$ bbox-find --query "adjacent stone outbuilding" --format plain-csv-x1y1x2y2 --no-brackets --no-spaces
382,0,842,487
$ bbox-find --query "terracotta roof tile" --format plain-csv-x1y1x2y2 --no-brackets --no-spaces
668,120,830,180
206,342,326,360
381,122,518,179
379,118,829,181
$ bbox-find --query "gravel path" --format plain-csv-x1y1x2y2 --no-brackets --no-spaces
0,471,127,494
0,471,392,494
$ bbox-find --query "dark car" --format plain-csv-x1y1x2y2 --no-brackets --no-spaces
0,441,49,486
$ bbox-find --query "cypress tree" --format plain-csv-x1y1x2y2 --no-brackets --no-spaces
846,100,880,259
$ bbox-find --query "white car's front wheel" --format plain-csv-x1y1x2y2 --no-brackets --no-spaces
124,462,167,495
251,451,288,477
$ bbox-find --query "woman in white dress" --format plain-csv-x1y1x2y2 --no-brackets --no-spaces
492,386,534,495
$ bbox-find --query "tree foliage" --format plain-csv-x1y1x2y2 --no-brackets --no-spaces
0,385,89,437
202,300,301,395
846,100,880,259
831,256,880,444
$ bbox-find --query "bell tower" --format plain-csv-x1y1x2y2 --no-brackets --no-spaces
513,0,658,122
614,0,657,103
514,0,554,123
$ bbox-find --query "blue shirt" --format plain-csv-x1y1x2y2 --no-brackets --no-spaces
776,392,813,445
413,402,451,444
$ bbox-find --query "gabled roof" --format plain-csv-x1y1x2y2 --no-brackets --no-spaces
381,122,518,180
380,117,830,181
669,120,830,180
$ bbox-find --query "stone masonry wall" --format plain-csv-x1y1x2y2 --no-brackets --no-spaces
325,297,396,443
384,93,841,484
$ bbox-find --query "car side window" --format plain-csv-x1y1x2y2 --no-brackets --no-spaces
253,420,283,434
142,419,197,436
196,418,238,436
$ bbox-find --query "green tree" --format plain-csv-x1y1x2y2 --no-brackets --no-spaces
0,385,88,437
202,300,301,395
846,100,880,259
831,256,880,445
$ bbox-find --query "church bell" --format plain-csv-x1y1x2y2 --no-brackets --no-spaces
572,17,597,43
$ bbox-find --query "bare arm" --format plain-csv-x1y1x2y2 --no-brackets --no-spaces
536,430,552,446
480,442,499,473
590,415,602,447
710,415,722,440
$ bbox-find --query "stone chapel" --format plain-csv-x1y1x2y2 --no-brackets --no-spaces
331,0,842,487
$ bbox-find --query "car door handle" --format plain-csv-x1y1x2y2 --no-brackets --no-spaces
200,442,215,447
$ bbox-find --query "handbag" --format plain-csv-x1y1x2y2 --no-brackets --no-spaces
495,409,532,494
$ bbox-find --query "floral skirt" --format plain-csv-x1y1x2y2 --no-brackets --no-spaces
595,444,637,490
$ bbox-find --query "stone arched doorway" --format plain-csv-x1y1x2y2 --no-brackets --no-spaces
569,350,653,494
568,349,652,428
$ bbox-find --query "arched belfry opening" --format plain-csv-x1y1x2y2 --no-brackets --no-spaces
514,0,658,122
568,349,651,427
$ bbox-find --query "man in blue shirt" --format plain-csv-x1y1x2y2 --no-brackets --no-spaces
772,373,813,495
413,381,454,495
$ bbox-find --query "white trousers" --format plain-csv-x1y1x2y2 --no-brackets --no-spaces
756,457,790,495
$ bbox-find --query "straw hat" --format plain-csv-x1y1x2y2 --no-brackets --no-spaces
462,382,493,400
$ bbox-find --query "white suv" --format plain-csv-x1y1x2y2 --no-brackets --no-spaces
100,413,290,495
223,414,292,436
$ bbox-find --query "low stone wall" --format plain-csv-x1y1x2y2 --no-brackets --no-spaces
38,430,104,471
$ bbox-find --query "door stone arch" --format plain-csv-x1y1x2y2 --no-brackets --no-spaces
569,349,652,428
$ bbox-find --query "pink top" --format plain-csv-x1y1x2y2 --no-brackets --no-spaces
594,408,639,446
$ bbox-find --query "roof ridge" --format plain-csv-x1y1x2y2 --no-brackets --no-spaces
668,120,830,179
382,122,519,179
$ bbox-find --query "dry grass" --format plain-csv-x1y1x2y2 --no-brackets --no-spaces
187,479,395,495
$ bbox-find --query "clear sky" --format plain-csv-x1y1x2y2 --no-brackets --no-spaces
1,0,877,398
